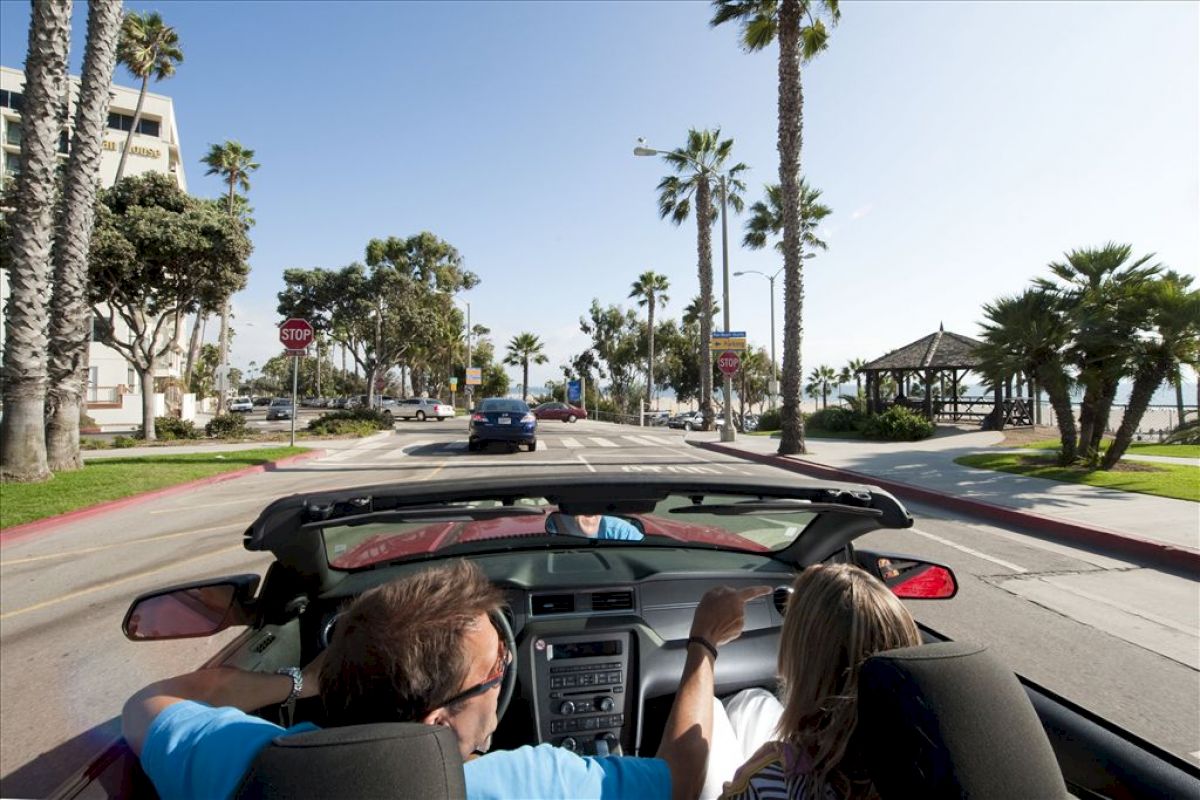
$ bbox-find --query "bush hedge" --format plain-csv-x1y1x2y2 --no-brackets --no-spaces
860,406,935,441
112,435,137,448
308,408,394,435
205,414,249,439
806,407,862,433
153,416,200,441
756,409,781,431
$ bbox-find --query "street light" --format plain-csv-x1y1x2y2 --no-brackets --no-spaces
634,140,738,442
733,267,782,409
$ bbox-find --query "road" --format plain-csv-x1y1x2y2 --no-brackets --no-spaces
1,419,1196,796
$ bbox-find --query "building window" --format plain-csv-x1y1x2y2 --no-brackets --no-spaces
3,121,20,147
107,112,160,138
0,90,24,112
3,152,19,175
91,316,114,343
127,366,137,386
88,366,99,402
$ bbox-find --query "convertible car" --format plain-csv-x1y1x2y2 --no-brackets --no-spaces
51,475,1199,798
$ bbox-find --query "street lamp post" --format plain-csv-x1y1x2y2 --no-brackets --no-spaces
734,267,782,409
635,141,737,442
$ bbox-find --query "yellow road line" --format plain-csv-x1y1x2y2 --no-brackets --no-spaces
0,522,248,567
420,463,448,481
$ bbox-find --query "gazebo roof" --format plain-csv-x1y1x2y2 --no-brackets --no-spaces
862,326,984,371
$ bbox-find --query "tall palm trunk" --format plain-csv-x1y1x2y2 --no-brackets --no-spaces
113,73,149,184
522,359,530,402
1173,370,1184,427
46,0,122,472
215,299,230,412
695,181,715,429
777,0,806,455
1,0,72,482
646,299,656,413
1102,356,1167,470
1040,366,1077,466
184,310,204,383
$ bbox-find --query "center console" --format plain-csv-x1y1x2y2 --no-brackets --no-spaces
530,632,632,755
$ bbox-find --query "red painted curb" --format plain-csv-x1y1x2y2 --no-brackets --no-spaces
0,449,325,548
696,440,1200,577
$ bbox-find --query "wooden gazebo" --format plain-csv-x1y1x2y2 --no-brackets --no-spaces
860,325,1032,428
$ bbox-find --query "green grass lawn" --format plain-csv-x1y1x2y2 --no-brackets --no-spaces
0,447,309,529
954,453,1199,502
1018,439,1200,458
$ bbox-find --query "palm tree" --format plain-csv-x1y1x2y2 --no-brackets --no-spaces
629,271,670,416
45,0,124,473
712,0,840,456
202,140,260,414
114,10,182,183
839,357,867,399
977,289,1077,465
807,364,837,409
655,128,747,431
504,332,548,403
742,180,832,253
681,295,719,330
1,0,71,482
1102,273,1200,469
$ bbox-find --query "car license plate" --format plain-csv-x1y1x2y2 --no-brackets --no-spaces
498,416,511,425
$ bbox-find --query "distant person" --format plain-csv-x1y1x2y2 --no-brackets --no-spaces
546,513,644,540
700,564,921,800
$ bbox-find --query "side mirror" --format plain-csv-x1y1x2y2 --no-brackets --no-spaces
854,549,958,599
122,574,260,641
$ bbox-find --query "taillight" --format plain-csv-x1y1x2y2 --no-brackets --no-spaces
521,413,536,423
471,413,486,422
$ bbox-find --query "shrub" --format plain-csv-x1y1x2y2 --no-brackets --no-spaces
806,407,862,432
80,438,110,450
861,406,935,441
112,435,137,448
1164,421,1200,445
154,416,199,441
205,413,249,439
308,419,379,437
307,408,393,434
756,409,781,431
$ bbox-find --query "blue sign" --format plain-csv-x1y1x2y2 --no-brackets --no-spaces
567,380,582,403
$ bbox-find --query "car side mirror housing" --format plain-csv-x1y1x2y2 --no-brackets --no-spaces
853,548,958,599
122,574,260,641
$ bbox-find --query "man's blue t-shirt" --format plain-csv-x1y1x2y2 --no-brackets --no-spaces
141,701,670,800
546,515,645,541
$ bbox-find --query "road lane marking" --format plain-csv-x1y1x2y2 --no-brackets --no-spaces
910,528,1027,573
149,497,263,514
0,543,246,620
589,437,619,448
0,522,248,566
420,464,448,481
622,435,654,446
561,437,582,449
577,454,596,473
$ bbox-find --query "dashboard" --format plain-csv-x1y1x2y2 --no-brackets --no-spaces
313,546,798,756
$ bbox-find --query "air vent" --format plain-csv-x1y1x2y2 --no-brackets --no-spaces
773,586,793,616
592,591,634,612
531,593,575,615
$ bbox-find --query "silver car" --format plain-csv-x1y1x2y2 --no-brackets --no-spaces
396,397,455,421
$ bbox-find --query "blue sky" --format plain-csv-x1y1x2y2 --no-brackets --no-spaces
2,0,1197,394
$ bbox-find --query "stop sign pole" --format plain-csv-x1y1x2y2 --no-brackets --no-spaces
279,319,314,446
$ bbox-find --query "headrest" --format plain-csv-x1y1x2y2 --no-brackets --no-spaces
233,722,465,800
857,641,1068,799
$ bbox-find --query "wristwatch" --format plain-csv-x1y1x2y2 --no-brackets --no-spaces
276,667,303,727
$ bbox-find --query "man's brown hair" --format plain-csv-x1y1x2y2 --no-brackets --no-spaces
320,560,506,725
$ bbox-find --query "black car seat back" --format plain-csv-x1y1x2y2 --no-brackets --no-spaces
233,722,465,799
857,640,1069,799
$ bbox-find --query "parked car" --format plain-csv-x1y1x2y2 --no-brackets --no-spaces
647,410,672,426
266,398,294,421
60,474,1199,799
228,397,253,413
253,396,272,407
397,397,454,421
531,402,587,423
667,411,705,430
468,397,537,451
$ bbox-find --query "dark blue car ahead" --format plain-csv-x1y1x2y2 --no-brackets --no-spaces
468,398,538,452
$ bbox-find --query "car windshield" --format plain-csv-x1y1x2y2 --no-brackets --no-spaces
320,493,819,570
479,399,528,414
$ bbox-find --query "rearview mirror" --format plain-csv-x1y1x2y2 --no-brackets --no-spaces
122,574,260,641
854,549,958,599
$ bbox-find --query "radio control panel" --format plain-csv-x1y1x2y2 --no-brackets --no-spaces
531,632,631,755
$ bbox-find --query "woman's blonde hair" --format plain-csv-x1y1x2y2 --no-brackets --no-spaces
775,563,920,798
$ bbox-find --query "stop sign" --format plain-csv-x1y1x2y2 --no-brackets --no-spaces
717,350,740,375
279,318,315,349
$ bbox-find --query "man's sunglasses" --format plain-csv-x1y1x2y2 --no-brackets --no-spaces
419,625,512,717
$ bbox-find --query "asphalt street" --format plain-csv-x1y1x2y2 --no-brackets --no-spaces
1,419,1196,796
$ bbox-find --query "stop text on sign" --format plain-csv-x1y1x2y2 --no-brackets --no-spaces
717,350,741,375
279,318,315,349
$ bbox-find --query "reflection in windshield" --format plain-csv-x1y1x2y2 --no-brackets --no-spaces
545,513,645,541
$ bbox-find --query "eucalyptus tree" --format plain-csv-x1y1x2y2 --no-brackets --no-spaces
629,270,670,414
655,128,747,430
712,0,841,456
1102,273,1200,469
1035,243,1160,465
201,140,259,413
44,0,123,472
89,175,251,440
1,0,72,482
114,10,182,183
976,289,1077,465
504,333,548,402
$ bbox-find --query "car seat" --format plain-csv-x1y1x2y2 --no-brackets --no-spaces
856,640,1069,799
232,722,464,799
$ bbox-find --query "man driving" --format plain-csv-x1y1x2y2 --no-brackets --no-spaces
123,560,768,800
546,512,645,540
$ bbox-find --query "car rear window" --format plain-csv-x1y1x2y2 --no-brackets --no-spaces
480,399,529,413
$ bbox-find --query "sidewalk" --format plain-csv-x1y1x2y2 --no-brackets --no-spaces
688,428,1199,573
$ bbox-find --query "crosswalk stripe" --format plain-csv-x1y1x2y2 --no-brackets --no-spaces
622,435,654,446
537,438,551,449
560,437,582,448
642,435,673,445
589,437,619,448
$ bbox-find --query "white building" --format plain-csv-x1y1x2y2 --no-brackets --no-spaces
1,64,191,430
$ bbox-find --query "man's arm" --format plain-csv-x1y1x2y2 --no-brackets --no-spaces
656,585,771,800
123,653,325,755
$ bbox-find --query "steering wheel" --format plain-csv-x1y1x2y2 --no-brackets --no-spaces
491,608,517,722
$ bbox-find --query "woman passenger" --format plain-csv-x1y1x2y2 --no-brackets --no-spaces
705,563,921,800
